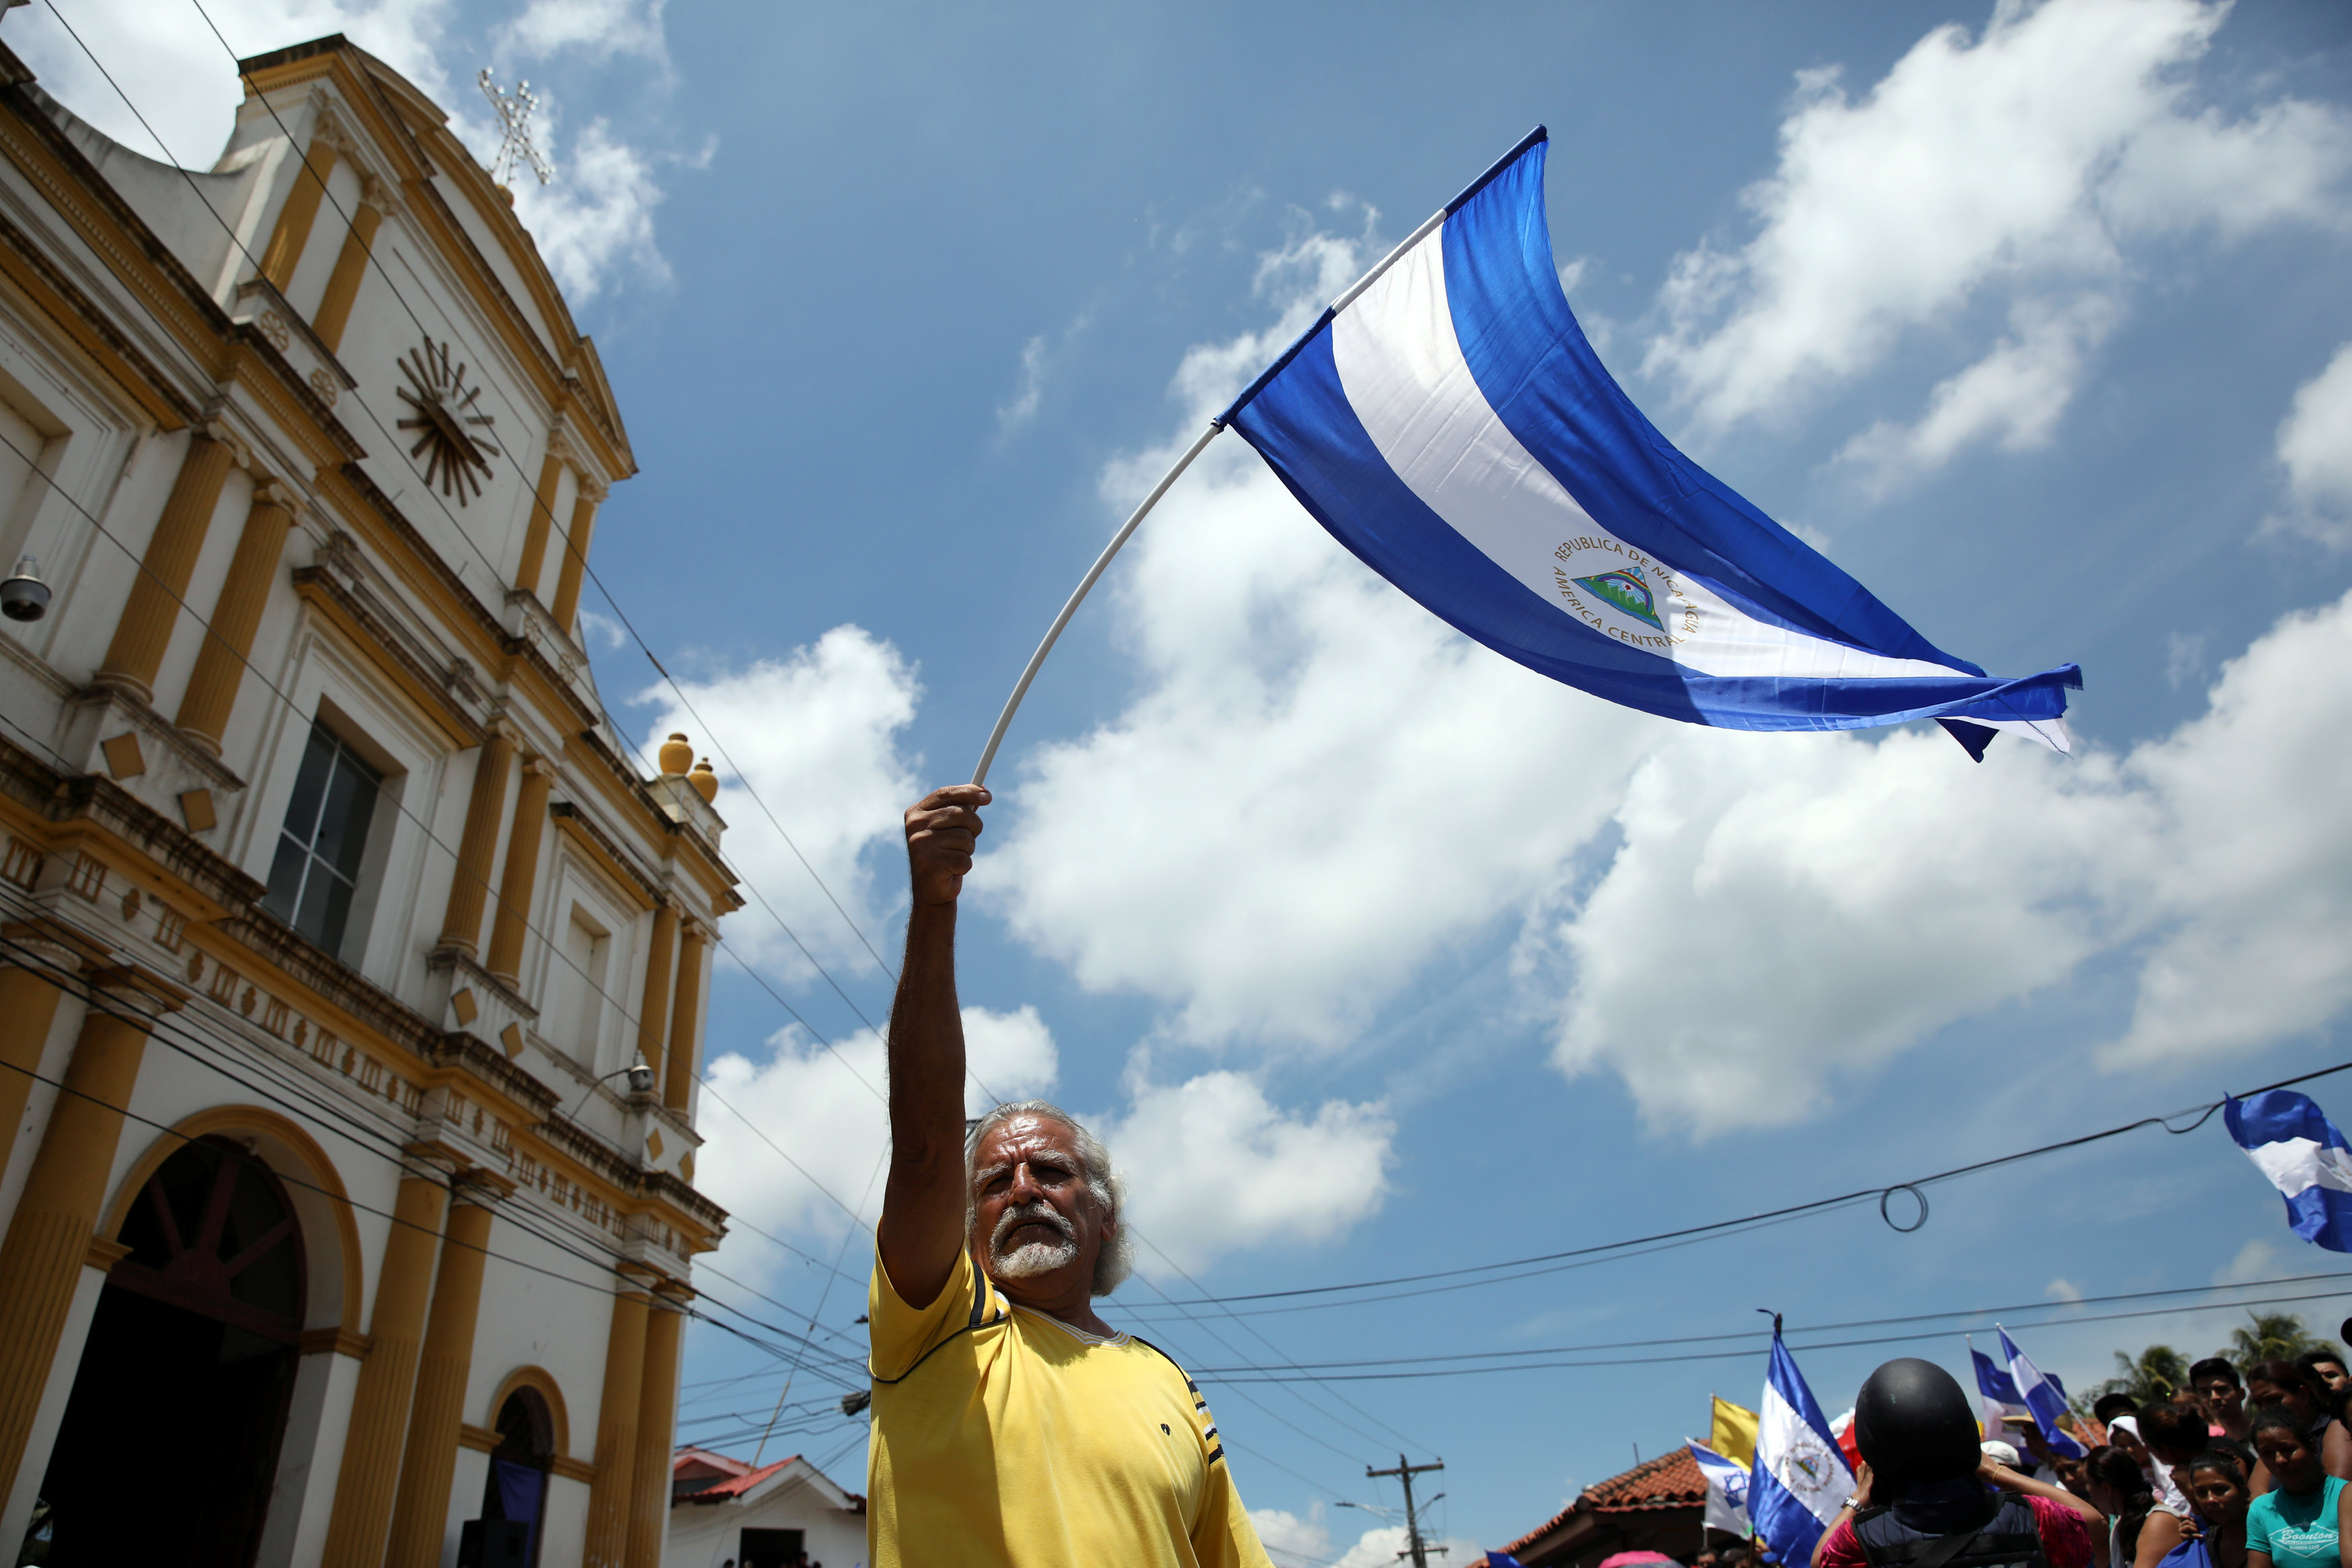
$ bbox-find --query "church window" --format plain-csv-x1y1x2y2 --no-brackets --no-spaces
261,719,382,954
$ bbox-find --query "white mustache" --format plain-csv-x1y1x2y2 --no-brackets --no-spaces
991,1199,1075,1255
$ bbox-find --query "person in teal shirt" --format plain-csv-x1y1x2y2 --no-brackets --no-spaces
2246,1410,2349,1568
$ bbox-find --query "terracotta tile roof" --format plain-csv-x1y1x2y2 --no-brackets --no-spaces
673,1447,798,1503
1584,1447,1706,1512
1488,1446,1708,1561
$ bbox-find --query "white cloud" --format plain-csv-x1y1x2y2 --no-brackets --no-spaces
1543,586,2352,1136
2048,1278,2086,1304
2216,1239,2286,1287
636,625,922,981
7,0,681,308
2268,342,2352,549
697,1008,1396,1279
698,1004,1059,1243
9,0,454,163
495,0,670,67
1100,1070,1394,1275
988,234,1657,1047
1834,293,2117,496
998,335,1048,431
1248,1507,1477,1568
502,113,674,302
1646,0,2351,484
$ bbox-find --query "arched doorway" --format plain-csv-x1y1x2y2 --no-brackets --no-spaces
478,1385,555,1566
37,1135,304,1567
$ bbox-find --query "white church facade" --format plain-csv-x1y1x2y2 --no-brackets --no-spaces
0,26,736,1568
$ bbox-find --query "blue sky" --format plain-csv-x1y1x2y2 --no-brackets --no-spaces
23,0,2352,1559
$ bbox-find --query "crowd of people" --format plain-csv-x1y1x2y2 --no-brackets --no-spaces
1677,1347,2352,1568
2003,1346,2351,1568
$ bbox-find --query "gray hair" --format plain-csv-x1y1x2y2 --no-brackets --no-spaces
965,1099,1133,1297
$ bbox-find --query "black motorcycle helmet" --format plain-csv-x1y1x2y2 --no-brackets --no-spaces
1853,1358,1981,1486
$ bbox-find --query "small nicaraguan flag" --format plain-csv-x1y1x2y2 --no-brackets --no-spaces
1970,1344,2035,1442
1221,128,2081,758
2226,1090,2352,1252
1751,1325,1853,1567
1997,1325,2084,1458
1691,1440,1753,1537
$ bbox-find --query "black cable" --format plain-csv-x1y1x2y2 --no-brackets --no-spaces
1131,1057,2352,1314
1192,1284,2352,1383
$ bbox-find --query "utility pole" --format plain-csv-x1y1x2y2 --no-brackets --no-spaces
1368,1453,1446,1567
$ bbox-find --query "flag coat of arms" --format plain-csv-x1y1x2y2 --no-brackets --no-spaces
2227,1090,2352,1251
1751,1327,1854,1566
1220,128,2081,756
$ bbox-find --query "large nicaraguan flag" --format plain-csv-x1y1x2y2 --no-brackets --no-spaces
1751,1327,1853,1566
1970,1344,2035,1442
2226,1090,2352,1252
1220,128,2081,757
1996,1326,2084,1458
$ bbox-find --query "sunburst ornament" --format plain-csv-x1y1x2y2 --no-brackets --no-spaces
394,335,500,505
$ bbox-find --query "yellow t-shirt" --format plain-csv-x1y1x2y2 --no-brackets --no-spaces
866,1244,1272,1568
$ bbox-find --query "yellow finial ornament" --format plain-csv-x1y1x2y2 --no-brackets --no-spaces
658,732,692,775
687,757,718,803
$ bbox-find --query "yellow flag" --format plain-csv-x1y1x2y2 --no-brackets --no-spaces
1711,1395,1759,1469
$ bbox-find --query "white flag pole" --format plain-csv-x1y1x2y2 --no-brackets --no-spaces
969,419,1224,786
966,173,1481,787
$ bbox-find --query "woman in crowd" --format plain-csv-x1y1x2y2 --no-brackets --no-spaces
2243,1410,2348,1568
2082,1444,2156,1568
2249,1363,2332,1444
2160,1450,2253,1568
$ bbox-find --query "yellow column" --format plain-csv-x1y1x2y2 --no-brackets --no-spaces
485,760,553,985
96,431,237,701
383,1194,498,1568
320,1172,450,1568
582,1282,651,1568
437,726,516,957
634,904,677,1088
549,480,605,634
513,446,567,600
0,973,173,1491
0,944,77,1179
259,138,339,292
310,189,384,354
624,1291,687,1568
662,922,706,1112
173,481,296,752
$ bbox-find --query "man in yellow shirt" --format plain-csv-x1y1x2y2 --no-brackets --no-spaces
868,783,1272,1568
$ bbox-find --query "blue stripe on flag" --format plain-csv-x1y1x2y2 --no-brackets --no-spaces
1972,1348,2024,1404
2226,1091,2352,1252
1749,1458,1826,1567
1433,136,2081,732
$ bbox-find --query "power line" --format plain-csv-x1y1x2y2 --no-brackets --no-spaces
1189,1284,2352,1384
1122,1058,2352,1317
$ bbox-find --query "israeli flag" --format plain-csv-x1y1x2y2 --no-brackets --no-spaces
1221,128,2080,758
1751,1327,1853,1566
2226,1090,2352,1252
1996,1326,2084,1458
1691,1440,1754,1537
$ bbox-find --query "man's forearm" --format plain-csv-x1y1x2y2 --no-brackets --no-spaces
888,900,967,1161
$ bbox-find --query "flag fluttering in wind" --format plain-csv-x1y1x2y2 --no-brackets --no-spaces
1219,128,2081,758
1690,1440,1754,1537
2227,1090,2352,1252
1995,1326,2085,1458
1711,1395,1760,1470
1751,1324,1854,1565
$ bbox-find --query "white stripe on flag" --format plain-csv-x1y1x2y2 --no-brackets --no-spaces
2246,1137,2352,1196
1759,1377,1853,1524
1329,224,1972,687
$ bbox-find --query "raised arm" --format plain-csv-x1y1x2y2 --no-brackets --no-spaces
875,784,989,1311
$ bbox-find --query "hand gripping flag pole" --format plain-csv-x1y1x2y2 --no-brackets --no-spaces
974,126,2081,786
